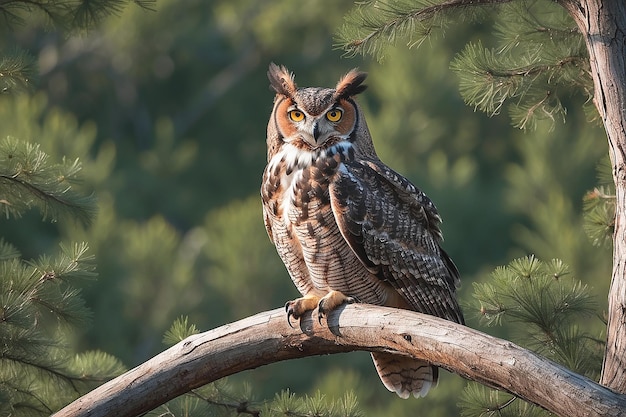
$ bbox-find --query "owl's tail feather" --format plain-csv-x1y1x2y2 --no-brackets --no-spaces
371,352,438,399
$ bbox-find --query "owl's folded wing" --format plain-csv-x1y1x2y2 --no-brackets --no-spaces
329,159,464,324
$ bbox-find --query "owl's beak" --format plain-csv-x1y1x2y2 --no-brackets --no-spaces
297,120,324,149
312,122,321,142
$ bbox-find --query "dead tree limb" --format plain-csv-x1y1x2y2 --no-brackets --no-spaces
53,304,626,417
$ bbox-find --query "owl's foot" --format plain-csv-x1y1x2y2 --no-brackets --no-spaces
285,295,320,328
285,291,357,327
317,290,356,324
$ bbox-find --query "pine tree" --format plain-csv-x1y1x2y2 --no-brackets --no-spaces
1,1,154,415
0,134,129,415
0,239,126,415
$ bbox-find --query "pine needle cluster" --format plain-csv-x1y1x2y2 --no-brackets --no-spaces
337,0,592,129
450,1,590,129
465,255,603,416
162,315,200,346
0,49,37,94
0,136,96,225
0,0,156,31
0,241,126,416
337,0,487,61
583,156,615,247
474,256,601,375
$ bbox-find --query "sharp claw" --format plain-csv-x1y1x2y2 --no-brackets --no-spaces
317,295,357,324
317,300,326,324
285,301,297,328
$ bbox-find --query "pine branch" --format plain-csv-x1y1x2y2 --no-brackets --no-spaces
338,0,513,60
493,0,582,53
54,305,626,417
0,137,96,225
0,0,156,31
0,48,37,93
0,238,20,260
339,0,592,129
2,378,55,414
450,40,588,125
0,242,122,415
67,351,126,384
473,256,600,377
31,241,98,285
584,158,615,247
70,0,156,29
2,355,79,393
583,187,615,247
471,256,603,417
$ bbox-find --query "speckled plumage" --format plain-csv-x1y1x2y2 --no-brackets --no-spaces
261,63,464,399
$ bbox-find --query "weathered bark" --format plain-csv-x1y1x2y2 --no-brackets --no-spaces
558,0,626,393
54,305,626,417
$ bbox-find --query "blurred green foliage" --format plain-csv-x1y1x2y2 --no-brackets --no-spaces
0,0,612,415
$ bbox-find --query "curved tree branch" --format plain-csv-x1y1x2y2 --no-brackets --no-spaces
53,304,626,417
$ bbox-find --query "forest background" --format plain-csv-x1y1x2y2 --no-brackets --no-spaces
0,1,612,416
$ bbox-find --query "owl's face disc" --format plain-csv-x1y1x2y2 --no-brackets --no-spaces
273,89,358,150
267,63,368,154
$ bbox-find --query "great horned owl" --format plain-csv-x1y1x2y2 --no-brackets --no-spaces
261,63,464,399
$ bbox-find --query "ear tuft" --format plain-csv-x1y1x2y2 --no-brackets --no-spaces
334,69,367,99
268,63,298,97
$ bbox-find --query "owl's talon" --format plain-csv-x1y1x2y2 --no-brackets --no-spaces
317,292,356,323
285,301,298,328
285,296,320,328
287,313,296,328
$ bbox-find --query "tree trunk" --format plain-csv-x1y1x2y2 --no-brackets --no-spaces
53,305,626,417
558,0,626,393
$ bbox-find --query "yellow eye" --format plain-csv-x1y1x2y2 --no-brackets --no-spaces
289,110,305,122
326,109,343,122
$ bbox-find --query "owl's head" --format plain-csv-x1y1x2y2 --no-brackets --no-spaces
266,63,374,160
